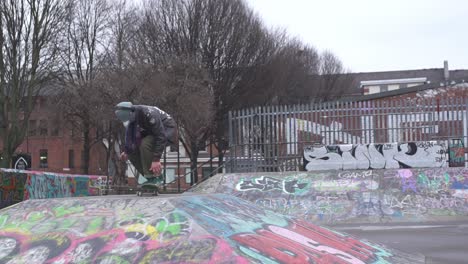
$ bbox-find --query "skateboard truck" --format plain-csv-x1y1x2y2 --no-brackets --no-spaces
136,175,162,196
136,183,159,196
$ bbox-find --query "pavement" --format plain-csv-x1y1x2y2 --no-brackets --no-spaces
334,221,468,264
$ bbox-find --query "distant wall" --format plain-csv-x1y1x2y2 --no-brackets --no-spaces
303,141,451,171
191,168,468,224
0,169,108,209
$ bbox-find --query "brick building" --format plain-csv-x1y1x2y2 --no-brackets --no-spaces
1,96,108,175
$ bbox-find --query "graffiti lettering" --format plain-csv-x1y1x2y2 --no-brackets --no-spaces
236,176,309,194
304,141,448,171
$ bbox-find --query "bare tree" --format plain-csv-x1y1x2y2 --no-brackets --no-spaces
155,56,213,185
311,50,353,102
97,0,142,185
197,0,283,171
0,0,65,167
56,0,111,174
136,0,322,171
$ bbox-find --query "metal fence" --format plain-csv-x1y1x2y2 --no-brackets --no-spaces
226,96,468,172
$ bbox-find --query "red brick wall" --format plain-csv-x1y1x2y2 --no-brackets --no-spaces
1,97,107,175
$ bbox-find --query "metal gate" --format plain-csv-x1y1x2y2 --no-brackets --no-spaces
227,97,468,172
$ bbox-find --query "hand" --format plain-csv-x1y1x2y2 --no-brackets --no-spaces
149,161,162,176
120,152,128,161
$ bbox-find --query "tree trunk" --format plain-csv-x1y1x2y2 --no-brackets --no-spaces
0,145,12,168
1,131,20,168
190,142,199,186
83,120,91,174
215,124,227,173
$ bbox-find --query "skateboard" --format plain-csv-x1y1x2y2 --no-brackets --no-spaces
136,183,159,196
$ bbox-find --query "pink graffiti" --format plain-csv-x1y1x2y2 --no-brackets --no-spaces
232,220,379,264
397,169,418,193
0,230,247,263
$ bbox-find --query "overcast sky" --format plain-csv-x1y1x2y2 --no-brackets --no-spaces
245,0,468,73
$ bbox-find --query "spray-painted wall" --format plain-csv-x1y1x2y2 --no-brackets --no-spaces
0,169,107,209
303,141,449,171
190,169,468,224
0,194,422,263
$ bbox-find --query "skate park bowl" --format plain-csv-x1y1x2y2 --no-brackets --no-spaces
0,194,424,263
4,167,464,262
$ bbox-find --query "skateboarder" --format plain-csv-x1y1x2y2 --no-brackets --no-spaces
115,102,177,187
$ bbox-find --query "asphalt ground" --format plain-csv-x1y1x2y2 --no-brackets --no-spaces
334,221,468,264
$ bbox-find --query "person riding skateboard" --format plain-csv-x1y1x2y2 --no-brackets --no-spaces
115,102,177,186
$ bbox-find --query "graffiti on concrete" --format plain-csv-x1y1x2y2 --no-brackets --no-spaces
0,194,409,263
24,173,104,199
448,139,465,167
236,176,310,194
207,169,468,225
0,197,246,263
304,141,448,171
0,169,108,209
172,194,396,264
0,171,27,209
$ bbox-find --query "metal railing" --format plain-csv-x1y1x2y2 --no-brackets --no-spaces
227,97,468,172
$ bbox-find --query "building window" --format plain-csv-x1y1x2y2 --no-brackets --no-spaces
388,84,400,91
39,149,48,168
28,120,37,136
367,86,380,94
202,167,211,179
68,150,75,168
165,168,176,183
39,120,48,136
380,84,388,92
185,168,192,184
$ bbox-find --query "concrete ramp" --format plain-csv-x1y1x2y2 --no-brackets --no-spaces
0,194,422,263
189,169,468,224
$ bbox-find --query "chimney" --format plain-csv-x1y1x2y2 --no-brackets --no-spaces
444,60,449,81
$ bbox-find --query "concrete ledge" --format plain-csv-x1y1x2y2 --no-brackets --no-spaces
0,169,108,209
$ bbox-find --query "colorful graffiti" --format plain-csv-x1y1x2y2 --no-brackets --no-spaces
0,169,108,209
171,195,403,263
193,169,468,224
0,195,417,263
448,139,465,167
304,141,448,171
0,197,245,263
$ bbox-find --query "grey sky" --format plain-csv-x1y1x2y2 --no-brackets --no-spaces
245,0,468,73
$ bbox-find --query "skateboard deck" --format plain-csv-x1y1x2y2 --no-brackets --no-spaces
136,183,159,196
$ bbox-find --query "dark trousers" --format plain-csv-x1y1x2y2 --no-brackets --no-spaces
129,135,156,177
129,126,178,178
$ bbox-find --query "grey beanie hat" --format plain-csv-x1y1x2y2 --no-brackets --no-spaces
115,101,134,122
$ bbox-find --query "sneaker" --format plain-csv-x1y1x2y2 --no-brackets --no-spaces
145,176,163,185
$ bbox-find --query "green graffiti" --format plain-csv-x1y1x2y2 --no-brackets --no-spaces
95,255,130,264
417,173,448,192
27,211,45,222
367,243,393,264
86,217,104,234
155,212,189,236
53,206,84,217
59,218,77,229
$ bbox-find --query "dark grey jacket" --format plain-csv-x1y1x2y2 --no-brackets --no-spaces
133,105,177,161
